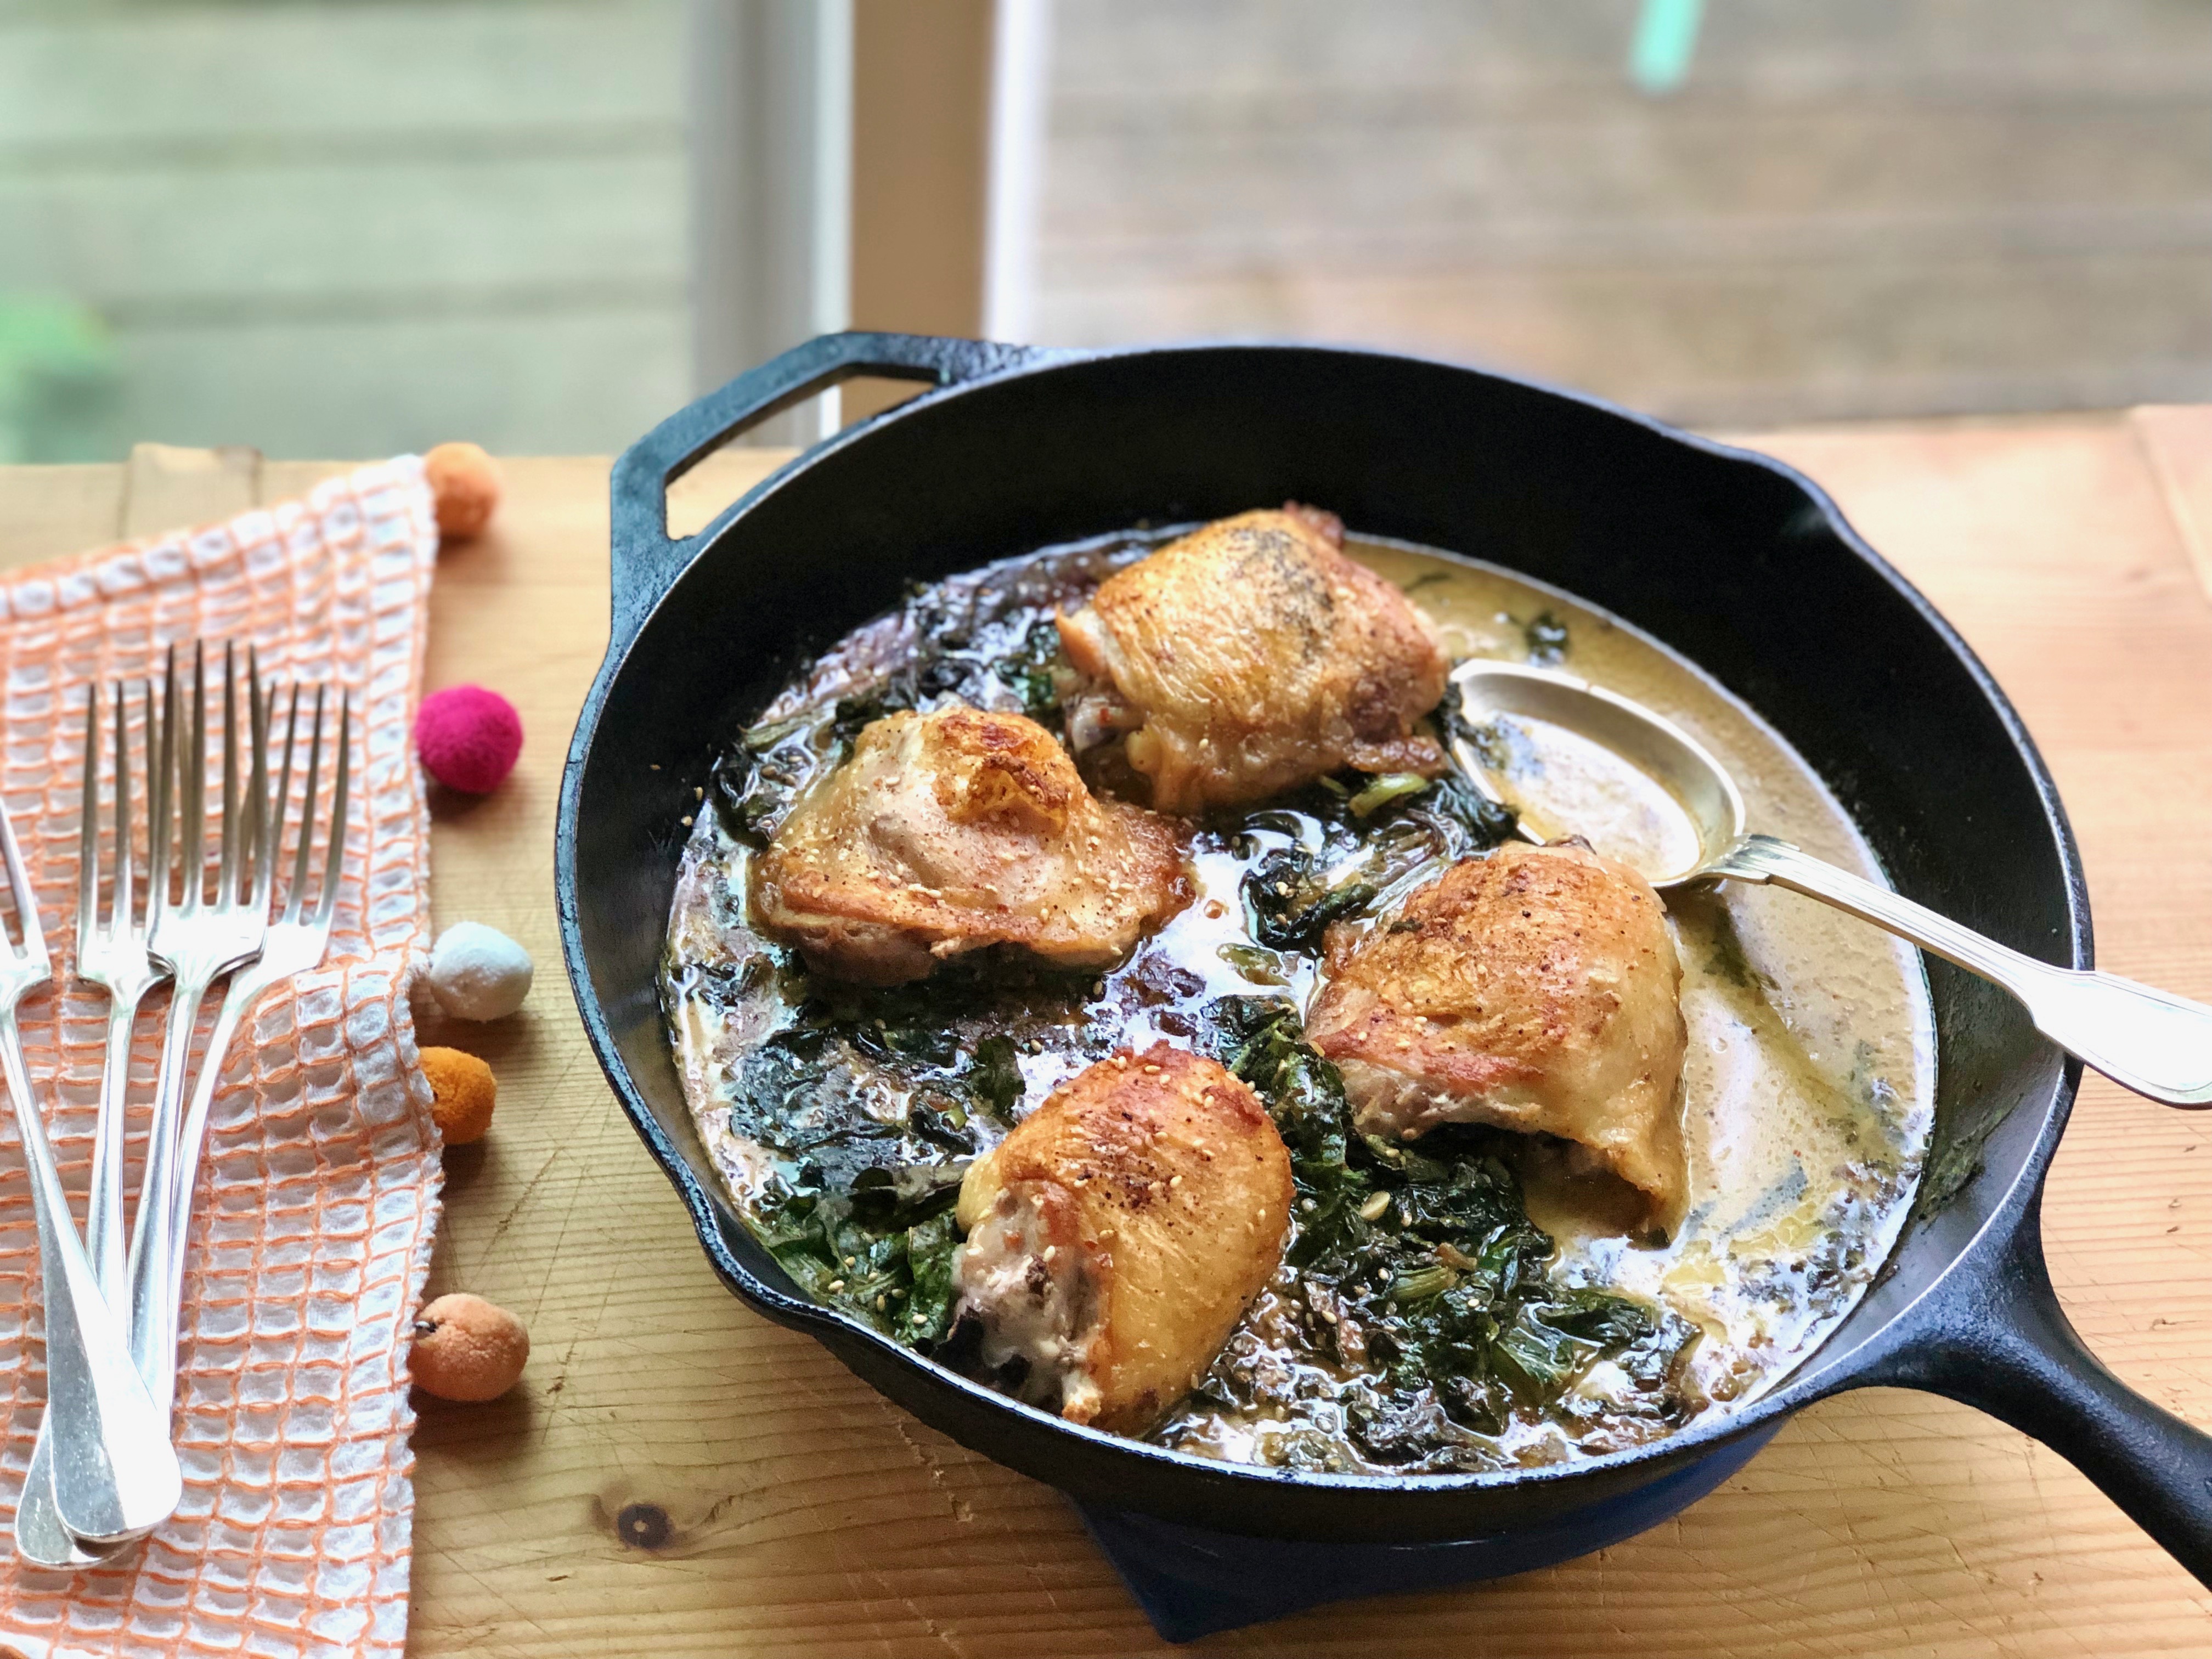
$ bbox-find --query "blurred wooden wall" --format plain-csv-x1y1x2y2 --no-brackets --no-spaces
846,0,994,421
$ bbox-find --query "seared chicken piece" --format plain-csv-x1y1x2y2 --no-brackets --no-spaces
1306,841,1688,1220
952,1043,1293,1433
754,704,1187,986
1056,505,1448,814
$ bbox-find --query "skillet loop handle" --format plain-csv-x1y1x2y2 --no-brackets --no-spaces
1874,1200,2212,1588
607,331,1049,646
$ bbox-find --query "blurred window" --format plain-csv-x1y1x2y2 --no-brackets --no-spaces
7,1,2205,462
1,0,692,460
1032,1,2212,426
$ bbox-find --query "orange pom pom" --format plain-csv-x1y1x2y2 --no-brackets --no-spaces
410,1293,529,1401
425,442,502,540
421,1045,496,1145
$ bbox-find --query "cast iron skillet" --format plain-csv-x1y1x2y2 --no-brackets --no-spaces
557,331,2212,1577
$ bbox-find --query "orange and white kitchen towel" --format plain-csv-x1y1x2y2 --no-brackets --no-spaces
0,459,442,1657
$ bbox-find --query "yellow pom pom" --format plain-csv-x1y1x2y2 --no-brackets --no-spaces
421,1045,496,1145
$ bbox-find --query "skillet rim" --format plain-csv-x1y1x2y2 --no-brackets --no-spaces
556,336,2092,1519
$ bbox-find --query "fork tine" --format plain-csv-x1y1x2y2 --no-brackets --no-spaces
247,652,274,912
0,793,44,963
217,644,241,904
314,695,352,930
112,681,133,935
286,686,325,927
76,685,99,952
272,684,303,918
179,644,205,915
149,651,175,928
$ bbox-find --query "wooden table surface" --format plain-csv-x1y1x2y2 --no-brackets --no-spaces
5,411,2212,1656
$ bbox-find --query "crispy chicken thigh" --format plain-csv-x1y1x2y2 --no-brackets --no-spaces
952,1043,1293,1434
1306,841,1688,1220
1056,505,1449,815
754,705,1188,985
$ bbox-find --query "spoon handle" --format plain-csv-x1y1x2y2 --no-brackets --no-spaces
1708,834,2212,1108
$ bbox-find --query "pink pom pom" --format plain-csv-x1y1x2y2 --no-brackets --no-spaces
416,686,523,794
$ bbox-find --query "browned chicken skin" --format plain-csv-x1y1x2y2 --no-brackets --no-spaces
952,1043,1293,1434
1056,505,1449,815
754,704,1189,985
1306,841,1688,1221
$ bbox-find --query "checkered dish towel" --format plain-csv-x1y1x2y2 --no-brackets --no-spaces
0,460,441,1657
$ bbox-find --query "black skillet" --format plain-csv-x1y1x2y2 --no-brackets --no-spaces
556,331,2212,1577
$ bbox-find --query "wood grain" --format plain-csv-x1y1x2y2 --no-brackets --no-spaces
4,422,2212,1655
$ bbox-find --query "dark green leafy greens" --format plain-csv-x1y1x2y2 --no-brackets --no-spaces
1237,772,1516,953
751,1172,968,1349
970,1034,1025,1115
716,972,1066,1349
1192,997,1695,1469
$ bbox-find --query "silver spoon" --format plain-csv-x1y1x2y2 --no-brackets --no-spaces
1449,659,2212,1109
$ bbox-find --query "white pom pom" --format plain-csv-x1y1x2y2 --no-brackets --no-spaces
425,921,534,1021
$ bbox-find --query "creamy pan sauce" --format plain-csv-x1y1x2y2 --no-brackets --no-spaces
664,531,1934,1474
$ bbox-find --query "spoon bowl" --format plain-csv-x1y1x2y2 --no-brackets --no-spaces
1448,658,2212,1109
1448,660,1743,887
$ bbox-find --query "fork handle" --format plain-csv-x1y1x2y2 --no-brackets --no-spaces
85,996,144,1303
15,990,157,1568
163,974,263,1316
0,1008,181,1541
12,1420,105,1566
126,978,207,1419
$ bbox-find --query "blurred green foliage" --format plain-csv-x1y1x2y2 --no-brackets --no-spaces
0,298,122,464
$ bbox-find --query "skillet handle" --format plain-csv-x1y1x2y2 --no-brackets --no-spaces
1871,1198,2212,1587
607,331,1051,646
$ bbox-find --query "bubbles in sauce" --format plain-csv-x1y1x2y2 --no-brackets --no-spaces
663,529,1936,1475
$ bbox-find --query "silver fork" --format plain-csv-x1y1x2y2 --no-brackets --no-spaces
15,677,179,1567
162,681,349,1323
125,645,269,1424
0,789,180,1547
